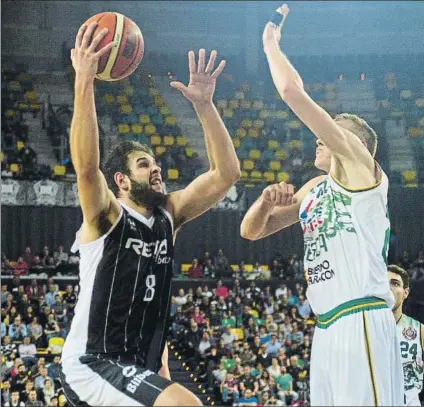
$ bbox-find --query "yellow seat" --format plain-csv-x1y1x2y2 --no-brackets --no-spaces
156,146,166,156
268,140,279,150
248,128,259,138
408,128,420,137
277,172,290,182
230,328,244,340
117,95,128,104
145,124,156,135
233,138,241,149
118,124,130,134
30,103,41,112
185,148,193,158
103,94,115,104
253,100,264,109
250,171,262,181
253,120,264,129
259,110,270,119
16,141,24,150
242,119,252,129
275,150,287,160
120,104,132,114
229,100,239,109
53,165,66,176
249,149,261,160
400,90,413,100
275,110,289,120
138,115,150,124
403,170,418,188
123,86,134,96
241,100,251,109
18,103,28,111
415,98,424,108
235,128,247,138
176,136,187,146
25,91,37,102
5,109,16,118
154,95,165,107
288,120,301,129
269,160,281,171
217,100,228,109
164,136,175,146
160,106,171,116
264,171,276,183
10,163,20,173
235,91,244,100
0,152,4,162
288,140,302,150
48,337,65,354
8,81,21,91
150,135,162,146
243,160,254,171
181,264,191,273
240,170,248,181
168,169,179,180
149,87,159,96
223,109,234,118
164,116,177,126
131,124,143,134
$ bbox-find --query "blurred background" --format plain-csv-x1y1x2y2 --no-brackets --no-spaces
1,1,423,406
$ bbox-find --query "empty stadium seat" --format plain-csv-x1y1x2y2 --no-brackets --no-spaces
249,149,261,160
235,128,247,138
176,136,187,146
242,119,253,129
277,172,290,182
139,114,150,124
275,150,287,160
145,124,156,135
164,116,177,126
168,169,179,180
103,94,115,104
233,139,241,149
268,140,279,150
230,328,244,340
16,141,24,150
155,146,166,156
48,337,65,354
217,100,228,109
164,136,174,146
131,124,143,134
223,109,234,118
250,171,262,181
10,163,20,174
118,124,130,134
120,104,132,114
240,170,249,181
150,135,162,146
117,95,128,105
243,160,254,171
264,171,276,183
269,161,281,171
53,165,66,176
185,148,193,158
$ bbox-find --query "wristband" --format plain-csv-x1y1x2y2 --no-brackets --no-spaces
270,11,284,26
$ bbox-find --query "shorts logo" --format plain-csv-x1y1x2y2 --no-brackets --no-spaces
122,366,155,394
402,327,417,341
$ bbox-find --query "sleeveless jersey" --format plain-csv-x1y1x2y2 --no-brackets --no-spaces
62,202,174,373
299,168,393,314
397,314,423,405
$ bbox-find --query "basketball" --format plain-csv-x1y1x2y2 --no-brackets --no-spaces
82,12,144,81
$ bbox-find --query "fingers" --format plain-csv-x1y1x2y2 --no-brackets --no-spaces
188,51,196,76
170,81,187,91
75,24,87,49
278,182,295,206
197,48,206,73
89,28,109,52
81,22,98,50
70,48,75,61
94,41,115,59
205,50,217,74
212,60,226,78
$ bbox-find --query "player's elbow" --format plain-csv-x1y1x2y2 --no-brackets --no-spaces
279,82,304,101
240,222,261,241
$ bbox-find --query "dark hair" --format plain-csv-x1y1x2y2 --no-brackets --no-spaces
388,264,409,289
102,141,154,197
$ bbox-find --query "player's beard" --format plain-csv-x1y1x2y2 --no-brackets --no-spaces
129,178,167,209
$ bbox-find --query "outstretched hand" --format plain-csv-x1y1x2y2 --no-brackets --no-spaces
263,3,290,53
170,49,226,105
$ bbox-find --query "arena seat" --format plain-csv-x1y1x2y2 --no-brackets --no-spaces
156,146,166,156
243,160,254,171
139,114,150,124
230,328,244,340
176,136,187,146
278,172,290,183
168,168,179,180
118,124,130,135
150,135,161,146
53,165,66,176
48,337,65,354
164,136,175,146
264,171,276,183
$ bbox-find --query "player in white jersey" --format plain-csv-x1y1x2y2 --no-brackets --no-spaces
241,4,403,406
388,265,424,406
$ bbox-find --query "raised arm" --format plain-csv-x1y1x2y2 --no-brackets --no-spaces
70,23,120,236
241,176,324,241
263,5,375,179
166,50,241,229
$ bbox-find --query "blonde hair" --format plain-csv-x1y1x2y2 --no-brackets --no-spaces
334,113,378,157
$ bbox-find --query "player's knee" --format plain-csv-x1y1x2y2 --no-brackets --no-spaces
153,383,202,406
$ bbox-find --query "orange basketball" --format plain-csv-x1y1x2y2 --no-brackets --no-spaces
83,12,144,81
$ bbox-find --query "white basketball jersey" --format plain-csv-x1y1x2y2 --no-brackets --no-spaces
299,168,393,314
397,314,423,406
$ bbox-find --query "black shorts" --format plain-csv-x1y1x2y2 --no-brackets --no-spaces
60,354,174,407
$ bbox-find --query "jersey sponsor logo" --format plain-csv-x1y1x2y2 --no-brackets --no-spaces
122,366,155,394
402,327,417,341
125,238,171,264
301,180,356,262
304,260,335,285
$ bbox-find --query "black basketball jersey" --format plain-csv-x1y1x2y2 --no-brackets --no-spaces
62,203,174,373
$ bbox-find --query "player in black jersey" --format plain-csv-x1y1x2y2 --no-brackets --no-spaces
60,22,240,407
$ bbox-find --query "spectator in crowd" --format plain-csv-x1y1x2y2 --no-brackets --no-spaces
266,333,281,357
221,325,237,350
238,364,259,396
11,363,29,393
239,388,258,406
24,389,43,407
216,280,228,299
203,258,216,278
297,295,312,319
9,316,27,342
61,284,77,317
221,371,239,404
25,281,43,301
34,366,51,390
175,288,187,306
44,284,58,307
14,258,29,276
47,356,61,386
22,247,35,267
4,390,25,407
276,365,298,405
18,337,37,367
44,313,61,340
27,317,43,348
2,380,12,405
214,249,229,272
52,246,68,267
42,379,55,405
189,258,204,278
50,295,67,325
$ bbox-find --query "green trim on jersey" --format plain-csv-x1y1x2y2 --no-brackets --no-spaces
317,297,388,329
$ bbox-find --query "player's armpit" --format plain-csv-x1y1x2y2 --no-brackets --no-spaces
166,170,237,230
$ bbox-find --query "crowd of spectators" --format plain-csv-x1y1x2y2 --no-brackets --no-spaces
1,274,78,407
169,280,313,405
